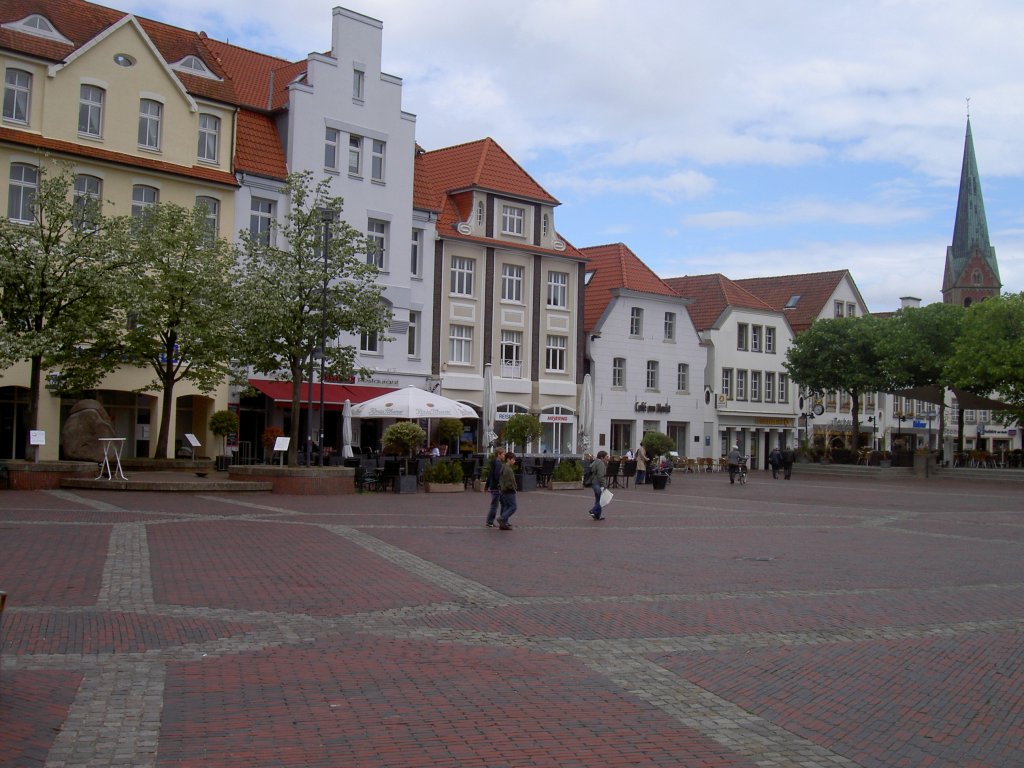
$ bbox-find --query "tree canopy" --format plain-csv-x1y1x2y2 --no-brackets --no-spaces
234,171,390,464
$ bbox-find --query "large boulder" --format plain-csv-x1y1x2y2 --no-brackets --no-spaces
61,399,116,462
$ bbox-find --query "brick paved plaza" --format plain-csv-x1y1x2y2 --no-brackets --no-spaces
1,471,1022,767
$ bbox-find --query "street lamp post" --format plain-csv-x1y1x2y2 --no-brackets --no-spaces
926,410,937,452
317,210,332,466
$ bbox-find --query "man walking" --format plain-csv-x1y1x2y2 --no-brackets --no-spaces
588,450,609,520
782,446,795,480
498,452,518,530
727,444,743,485
484,446,507,527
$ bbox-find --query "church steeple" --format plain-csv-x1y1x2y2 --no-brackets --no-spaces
942,117,1001,306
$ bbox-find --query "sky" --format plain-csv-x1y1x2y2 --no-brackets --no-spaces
116,0,1024,312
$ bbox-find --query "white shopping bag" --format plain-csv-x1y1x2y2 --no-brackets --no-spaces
600,488,614,507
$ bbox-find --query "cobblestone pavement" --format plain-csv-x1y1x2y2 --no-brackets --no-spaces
1,472,1023,767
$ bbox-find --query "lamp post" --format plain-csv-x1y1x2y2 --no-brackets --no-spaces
896,412,907,445
317,209,332,466
867,415,876,450
925,410,937,452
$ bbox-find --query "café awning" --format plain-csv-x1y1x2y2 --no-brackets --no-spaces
891,386,1010,412
249,378,396,410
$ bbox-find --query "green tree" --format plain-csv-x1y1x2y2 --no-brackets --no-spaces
110,202,241,458
946,292,1024,422
502,413,542,452
878,302,965,448
641,431,675,465
235,172,390,465
784,315,886,452
0,160,132,459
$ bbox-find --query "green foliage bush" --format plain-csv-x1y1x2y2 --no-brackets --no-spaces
552,459,583,482
422,459,464,484
382,421,426,457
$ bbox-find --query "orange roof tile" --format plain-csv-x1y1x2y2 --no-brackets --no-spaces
579,243,680,331
233,110,287,180
733,270,860,332
662,274,775,331
0,125,239,187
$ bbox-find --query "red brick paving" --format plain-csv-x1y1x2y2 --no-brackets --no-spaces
1,472,1023,767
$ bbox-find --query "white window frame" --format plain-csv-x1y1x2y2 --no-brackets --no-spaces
721,368,733,399
197,113,219,162
751,325,761,352
630,307,643,337
138,98,162,150
195,195,219,239
360,330,380,353
131,184,158,218
407,310,420,357
646,360,659,390
371,139,385,182
410,228,422,276
450,256,474,296
367,219,387,269
778,373,789,403
501,330,523,379
7,162,37,222
545,335,567,372
736,369,747,400
547,271,568,308
664,312,676,341
834,300,844,317
612,357,625,388
765,326,776,354
765,372,775,402
249,197,274,246
348,134,362,176
352,68,364,100
737,323,749,350
847,302,857,317
73,174,102,229
751,370,761,401
676,363,688,393
3,68,31,124
324,127,340,171
501,263,523,302
78,84,104,137
501,204,525,236
449,324,473,364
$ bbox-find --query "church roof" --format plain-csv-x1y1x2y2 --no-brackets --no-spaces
944,118,1000,290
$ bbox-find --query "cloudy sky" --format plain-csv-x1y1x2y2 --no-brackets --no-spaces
118,0,1024,311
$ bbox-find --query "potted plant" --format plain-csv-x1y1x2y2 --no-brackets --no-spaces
209,409,239,471
641,431,675,490
549,458,583,490
261,426,284,463
421,459,464,492
382,421,425,492
503,413,542,453
435,418,462,456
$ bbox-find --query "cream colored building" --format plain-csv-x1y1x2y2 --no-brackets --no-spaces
2,6,239,459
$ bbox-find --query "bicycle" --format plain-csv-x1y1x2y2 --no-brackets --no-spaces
737,457,748,484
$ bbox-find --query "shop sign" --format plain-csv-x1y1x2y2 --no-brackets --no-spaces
540,414,575,424
755,417,794,426
635,401,671,413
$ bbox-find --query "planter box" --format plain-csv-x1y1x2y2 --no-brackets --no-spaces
549,480,582,490
396,474,419,494
425,482,463,493
651,474,669,490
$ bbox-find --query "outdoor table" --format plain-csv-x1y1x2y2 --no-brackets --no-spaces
97,437,128,480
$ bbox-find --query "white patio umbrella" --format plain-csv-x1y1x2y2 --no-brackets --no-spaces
341,399,354,458
350,385,477,420
482,362,497,449
578,373,594,453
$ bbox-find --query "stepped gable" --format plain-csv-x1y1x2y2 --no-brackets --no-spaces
580,243,680,331
663,274,773,331
734,270,854,333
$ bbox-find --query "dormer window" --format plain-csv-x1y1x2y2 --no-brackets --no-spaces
784,294,800,309
2,14,73,44
171,55,220,80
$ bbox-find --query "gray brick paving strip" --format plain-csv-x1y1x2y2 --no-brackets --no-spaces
2,475,1022,767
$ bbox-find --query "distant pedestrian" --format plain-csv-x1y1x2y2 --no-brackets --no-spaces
782,446,795,480
588,450,609,520
727,444,743,485
769,447,783,479
635,444,649,485
484,446,507,528
498,452,518,530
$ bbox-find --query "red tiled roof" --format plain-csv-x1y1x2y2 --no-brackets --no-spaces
234,110,288,180
0,125,239,187
662,274,775,331
580,243,680,331
733,270,858,333
200,37,302,111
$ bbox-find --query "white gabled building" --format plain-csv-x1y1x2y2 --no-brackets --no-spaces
581,244,705,458
664,274,798,468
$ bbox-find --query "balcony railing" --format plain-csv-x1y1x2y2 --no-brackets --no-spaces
500,359,522,379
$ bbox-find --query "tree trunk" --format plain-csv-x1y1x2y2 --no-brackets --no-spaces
850,392,861,452
289,359,304,467
155,371,175,459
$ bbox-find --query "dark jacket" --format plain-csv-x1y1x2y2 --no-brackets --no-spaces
590,458,608,488
499,462,517,493
487,456,504,490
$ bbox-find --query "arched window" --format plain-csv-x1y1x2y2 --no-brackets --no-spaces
7,162,37,222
